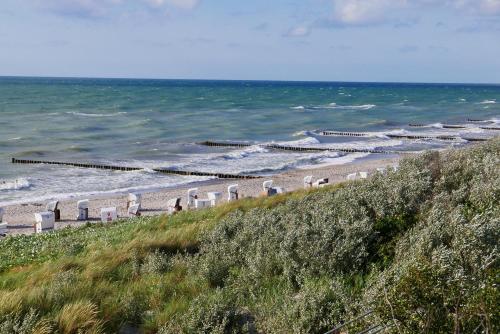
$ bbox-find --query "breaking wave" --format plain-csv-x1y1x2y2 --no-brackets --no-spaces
0,178,32,191
66,111,127,117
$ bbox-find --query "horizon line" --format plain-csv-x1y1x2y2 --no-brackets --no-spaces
1,75,499,86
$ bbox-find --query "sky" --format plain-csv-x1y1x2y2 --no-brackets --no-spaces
0,0,499,83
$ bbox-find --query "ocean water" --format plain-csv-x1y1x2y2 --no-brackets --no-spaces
0,77,499,205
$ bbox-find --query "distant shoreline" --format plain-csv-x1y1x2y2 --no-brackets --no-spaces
1,75,499,86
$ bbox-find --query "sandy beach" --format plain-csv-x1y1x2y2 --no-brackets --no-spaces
1,156,400,236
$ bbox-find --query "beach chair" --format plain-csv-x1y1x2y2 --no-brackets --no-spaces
263,180,274,192
195,199,212,209
35,211,55,233
100,207,117,223
304,175,313,188
167,198,182,215
187,188,198,209
0,209,7,236
359,172,369,179
127,193,142,210
347,173,358,181
77,200,89,221
313,178,329,188
46,200,61,221
207,192,223,207
0,223,7,236
228,184,239,201
263,180,284,196
392,165,399,172
376,167,387,174
128,204,141,217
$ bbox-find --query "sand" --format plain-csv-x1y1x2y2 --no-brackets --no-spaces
1,156,400,236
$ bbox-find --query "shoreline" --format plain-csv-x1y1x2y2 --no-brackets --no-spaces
1,156,401,235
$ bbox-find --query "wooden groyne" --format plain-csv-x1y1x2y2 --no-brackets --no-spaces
153,169,260,179
409,124,466,129
386,134,458,141
198,141,402,154
198,141,252,148
320,131,370,137
319,130,489,141
11,158,260,179
319,131,463,141
480,126,500,131
467,118,486,122
265,143,394,154
11,158,143,171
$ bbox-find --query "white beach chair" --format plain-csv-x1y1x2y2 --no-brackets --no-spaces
228,184,239,201
304,175,313,188
392,165,399,172
359,172,369,179
0,209,7,235
313,178,329,188
187,188,199,209
376,167,387,174
127,193,142,210
100,207,117,223
347,173,358,181
46,200,61,221
0,223,7,236
35,211,55,233
207,192,223,207
167,198,182,215
128,204,141,217
263,180,284,196
263,180,274,192
77,200,89,221
195,199,212,209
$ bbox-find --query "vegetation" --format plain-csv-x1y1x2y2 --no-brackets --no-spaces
0,139,498,333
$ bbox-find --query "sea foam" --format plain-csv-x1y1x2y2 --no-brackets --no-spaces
0,178,31,191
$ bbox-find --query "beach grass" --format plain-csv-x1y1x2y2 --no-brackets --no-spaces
0,139,498,333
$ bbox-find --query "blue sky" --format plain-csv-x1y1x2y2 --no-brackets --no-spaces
1,0,499,83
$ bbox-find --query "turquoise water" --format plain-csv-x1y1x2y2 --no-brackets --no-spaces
1,77,499,205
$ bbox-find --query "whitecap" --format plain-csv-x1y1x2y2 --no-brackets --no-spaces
7,137,22,141
223,145,269,160
291,106,305,110
278,136,321,146
297,152,371,169
479,100,496,104
0,178,31,191
66,111,127,117
292,130,312,137
316,103,376,110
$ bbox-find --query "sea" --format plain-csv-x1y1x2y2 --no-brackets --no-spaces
0,77,499,206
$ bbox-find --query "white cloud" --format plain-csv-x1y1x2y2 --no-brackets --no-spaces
332,0,406,25
285,25,311,37
455,0,500,15
329,0,500,26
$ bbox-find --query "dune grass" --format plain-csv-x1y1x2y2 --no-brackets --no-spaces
0,139,498,333
0,186,334,333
